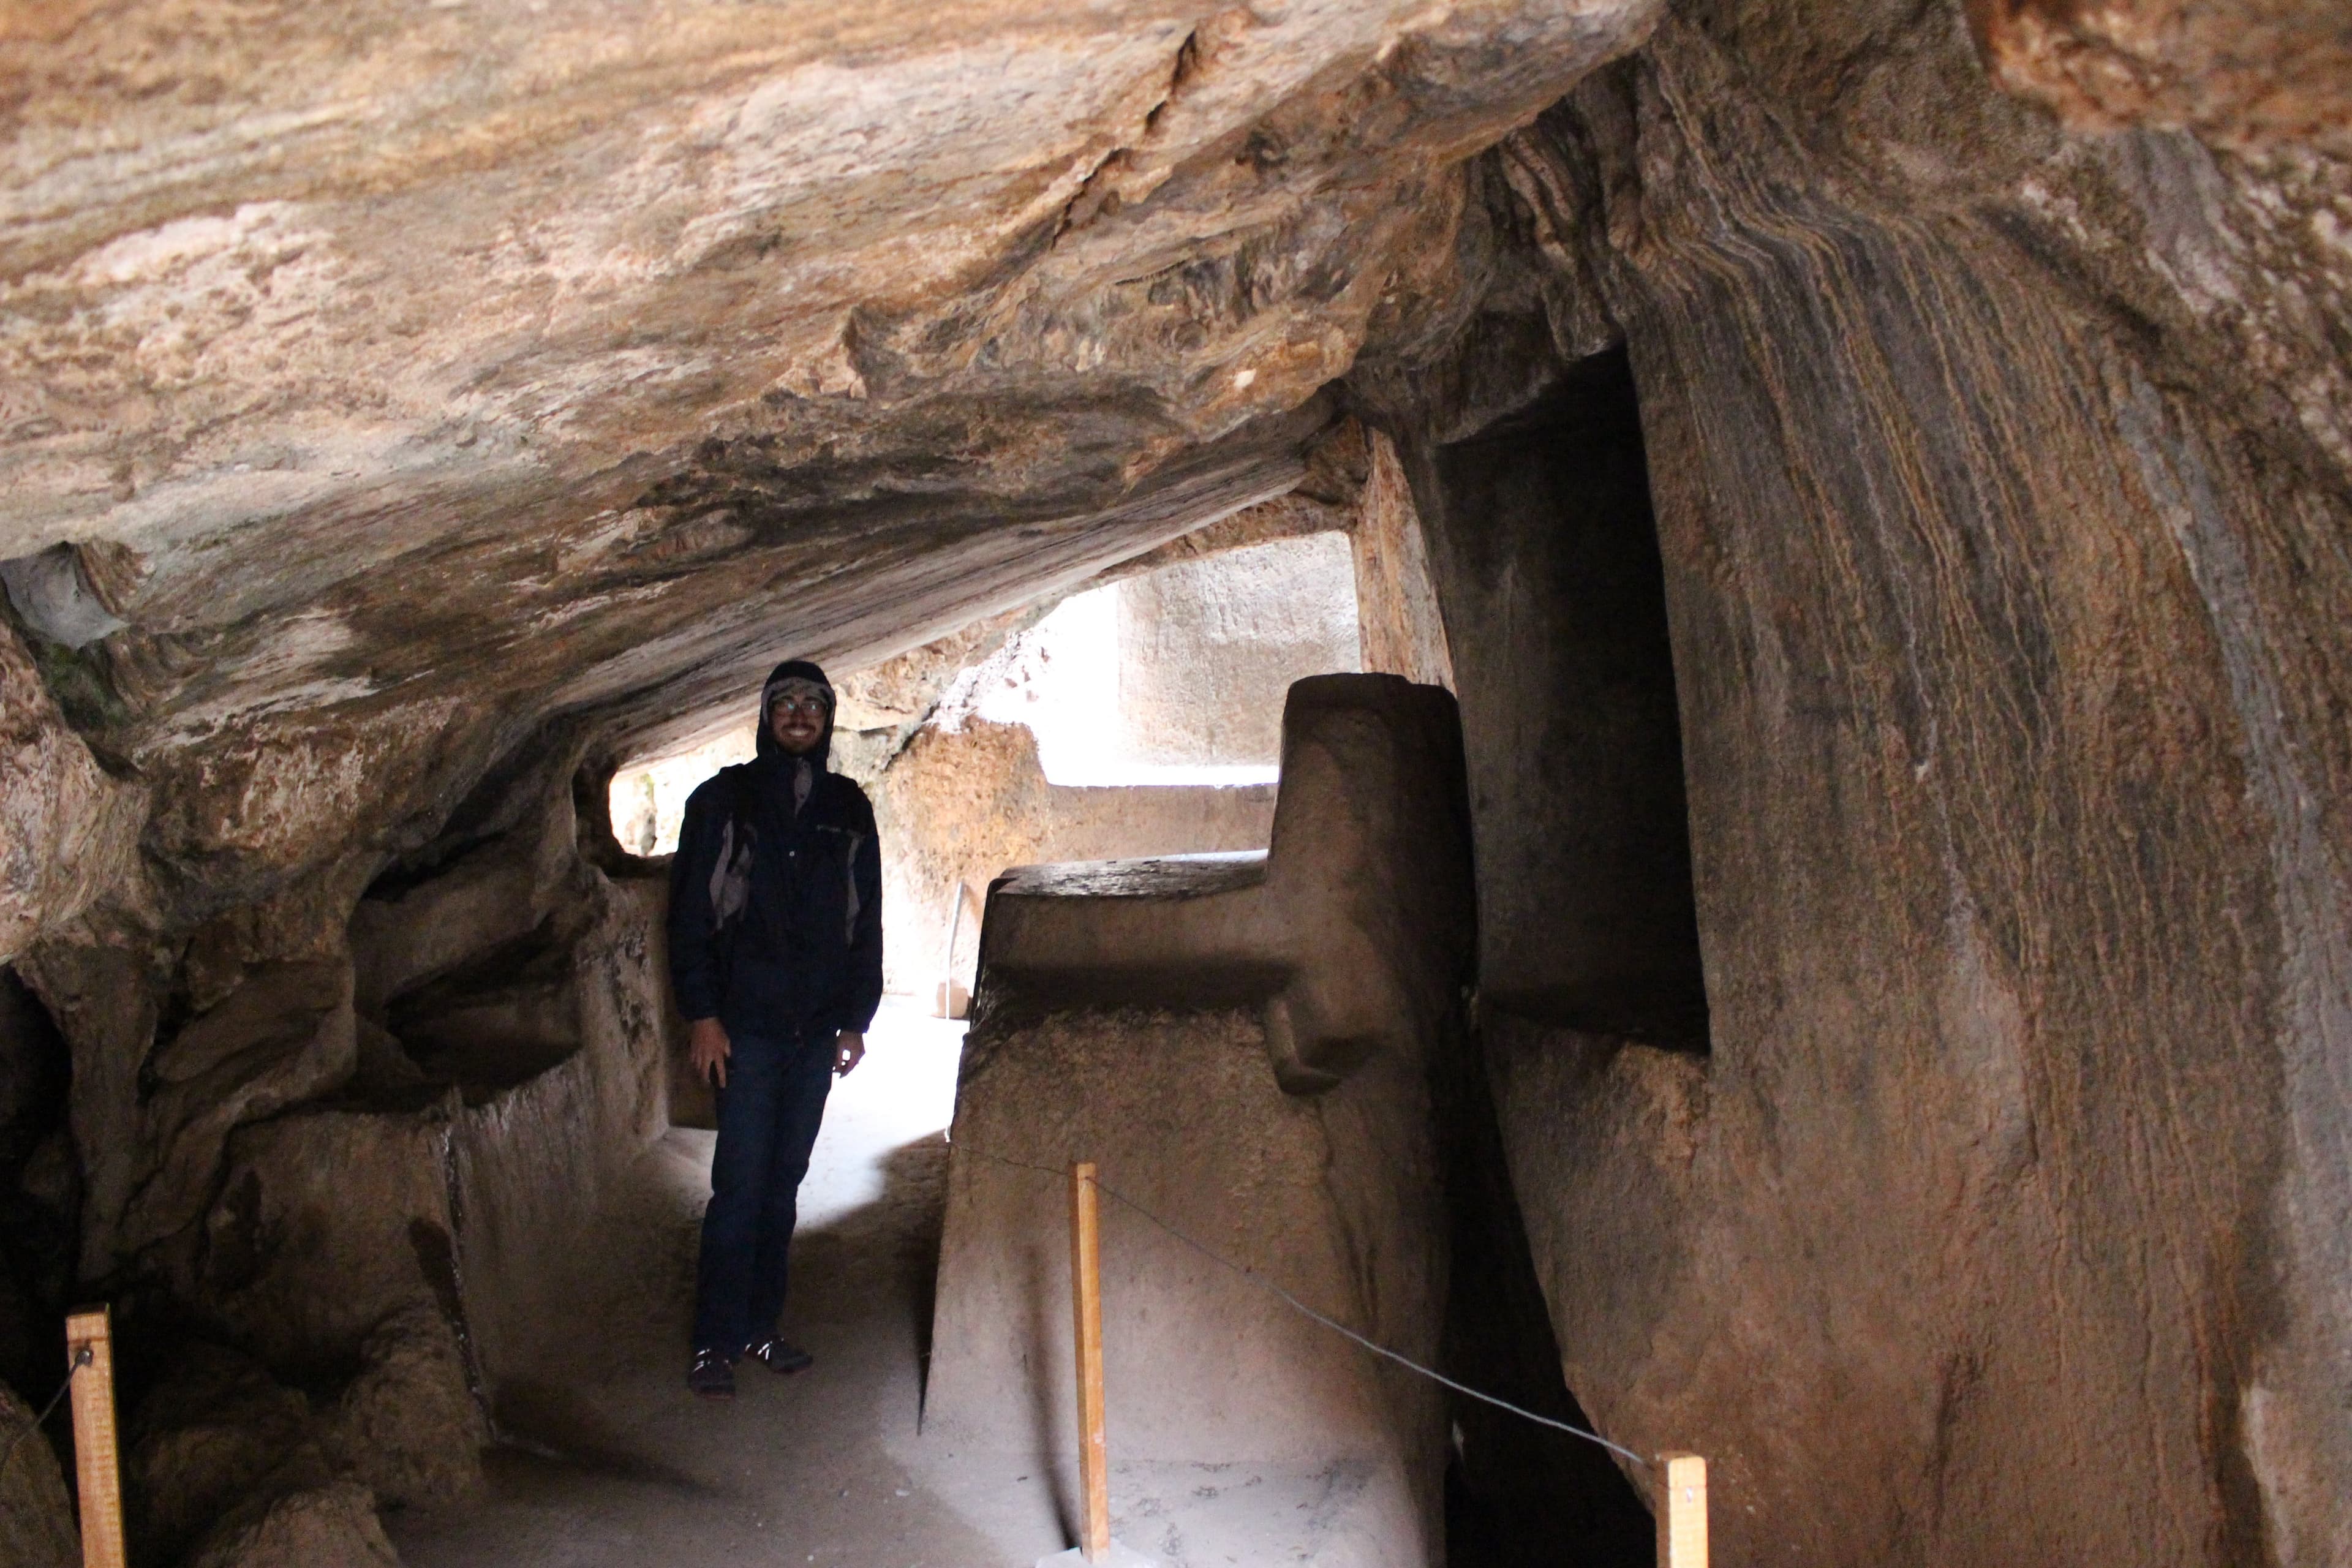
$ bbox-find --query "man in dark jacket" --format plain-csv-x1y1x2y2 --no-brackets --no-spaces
668,658,883,1399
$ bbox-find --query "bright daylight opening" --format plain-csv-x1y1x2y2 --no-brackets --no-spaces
608,530,1361,854
981,531,1361,786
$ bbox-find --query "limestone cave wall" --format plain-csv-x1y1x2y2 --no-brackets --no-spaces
0,723,680,1558
1355,2,2352,1562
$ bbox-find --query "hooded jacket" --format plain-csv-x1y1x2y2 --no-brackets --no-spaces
666,660,884,1039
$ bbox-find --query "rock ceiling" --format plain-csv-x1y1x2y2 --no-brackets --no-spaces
3,0,2347,950
1,0,1657,764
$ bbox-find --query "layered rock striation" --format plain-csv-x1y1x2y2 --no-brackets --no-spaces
1346,1,2352,1562
0,0,2347,1562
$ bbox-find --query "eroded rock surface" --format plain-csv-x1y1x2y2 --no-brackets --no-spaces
0,725,678,1553
930,1007,1445,1568
873,717,1275,1000
0,0,1658,799
934,673,1475,1566
1970,0,2351,152
186,1481,402,1568
322,1306,487,1510
0,1379,77,1568
1349,1,2352,1562
1,0,2348,1562
126,1341,320,1566
0,615,142,960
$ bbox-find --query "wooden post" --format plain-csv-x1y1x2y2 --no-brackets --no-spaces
1069,1161,1110,1562
1656,1452,1707,1568
65,1307,127,1568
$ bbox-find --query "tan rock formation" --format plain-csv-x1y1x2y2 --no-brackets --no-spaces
930,1007,1441,1568
0,618,143,962
126,1341,320,1566
0,0,2348,1562
1969,0,2352,153
871,717,1275,1002
1346,4,2352,1562
1349,431,1454,692
0,0,1657,810
932,677,1476,1568
322,1306,489,1509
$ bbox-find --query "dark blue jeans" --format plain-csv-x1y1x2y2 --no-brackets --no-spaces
692,1030,834,1354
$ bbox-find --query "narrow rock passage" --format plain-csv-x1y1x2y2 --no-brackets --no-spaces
384,998,1069,1567
385,993,1425,1567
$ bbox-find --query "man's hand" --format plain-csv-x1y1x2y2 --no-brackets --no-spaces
834,1030,865,1077
690,1017,732,1088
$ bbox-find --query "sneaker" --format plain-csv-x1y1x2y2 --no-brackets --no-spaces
743,1338,813,1375
687,1348,735,1399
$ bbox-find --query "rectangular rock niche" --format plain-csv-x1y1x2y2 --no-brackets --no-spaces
1431,347,1710,1054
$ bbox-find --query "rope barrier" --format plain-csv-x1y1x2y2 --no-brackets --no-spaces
0,1346,91,1484
948,1137,1652,1471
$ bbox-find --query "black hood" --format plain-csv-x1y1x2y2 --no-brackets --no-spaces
755,659,836,766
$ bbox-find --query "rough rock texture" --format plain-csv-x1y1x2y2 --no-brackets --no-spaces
184,1118,490,1509
196,1107,457,1374
192,840,670,1396
9,725,675,1551
322,1306,488,1509
1348,431,1455,691
0,1379,77,1568
930,673,1475,1566
2,0,2349,1562
978,676,1475,1092
1344,1,2352,1562
442,875,676,1389
1969,0,2351,153
0,612,142,960
126,1341,320,1565
186,1481,401,1568
929,1007,1442,1568
872,717,1275,1002
137,960,359,1260
0,0,1660,831
21,816,472,1278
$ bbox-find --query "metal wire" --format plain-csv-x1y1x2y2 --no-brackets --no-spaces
949,1137,1652,1470
0,1346,90,1485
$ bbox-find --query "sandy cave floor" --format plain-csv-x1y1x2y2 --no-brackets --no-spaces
382,998,1341,1568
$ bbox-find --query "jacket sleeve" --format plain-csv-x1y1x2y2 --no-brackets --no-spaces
835,791,885,1034
667,780,727,1023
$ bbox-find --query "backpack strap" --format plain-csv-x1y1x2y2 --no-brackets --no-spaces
707,765,759,932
